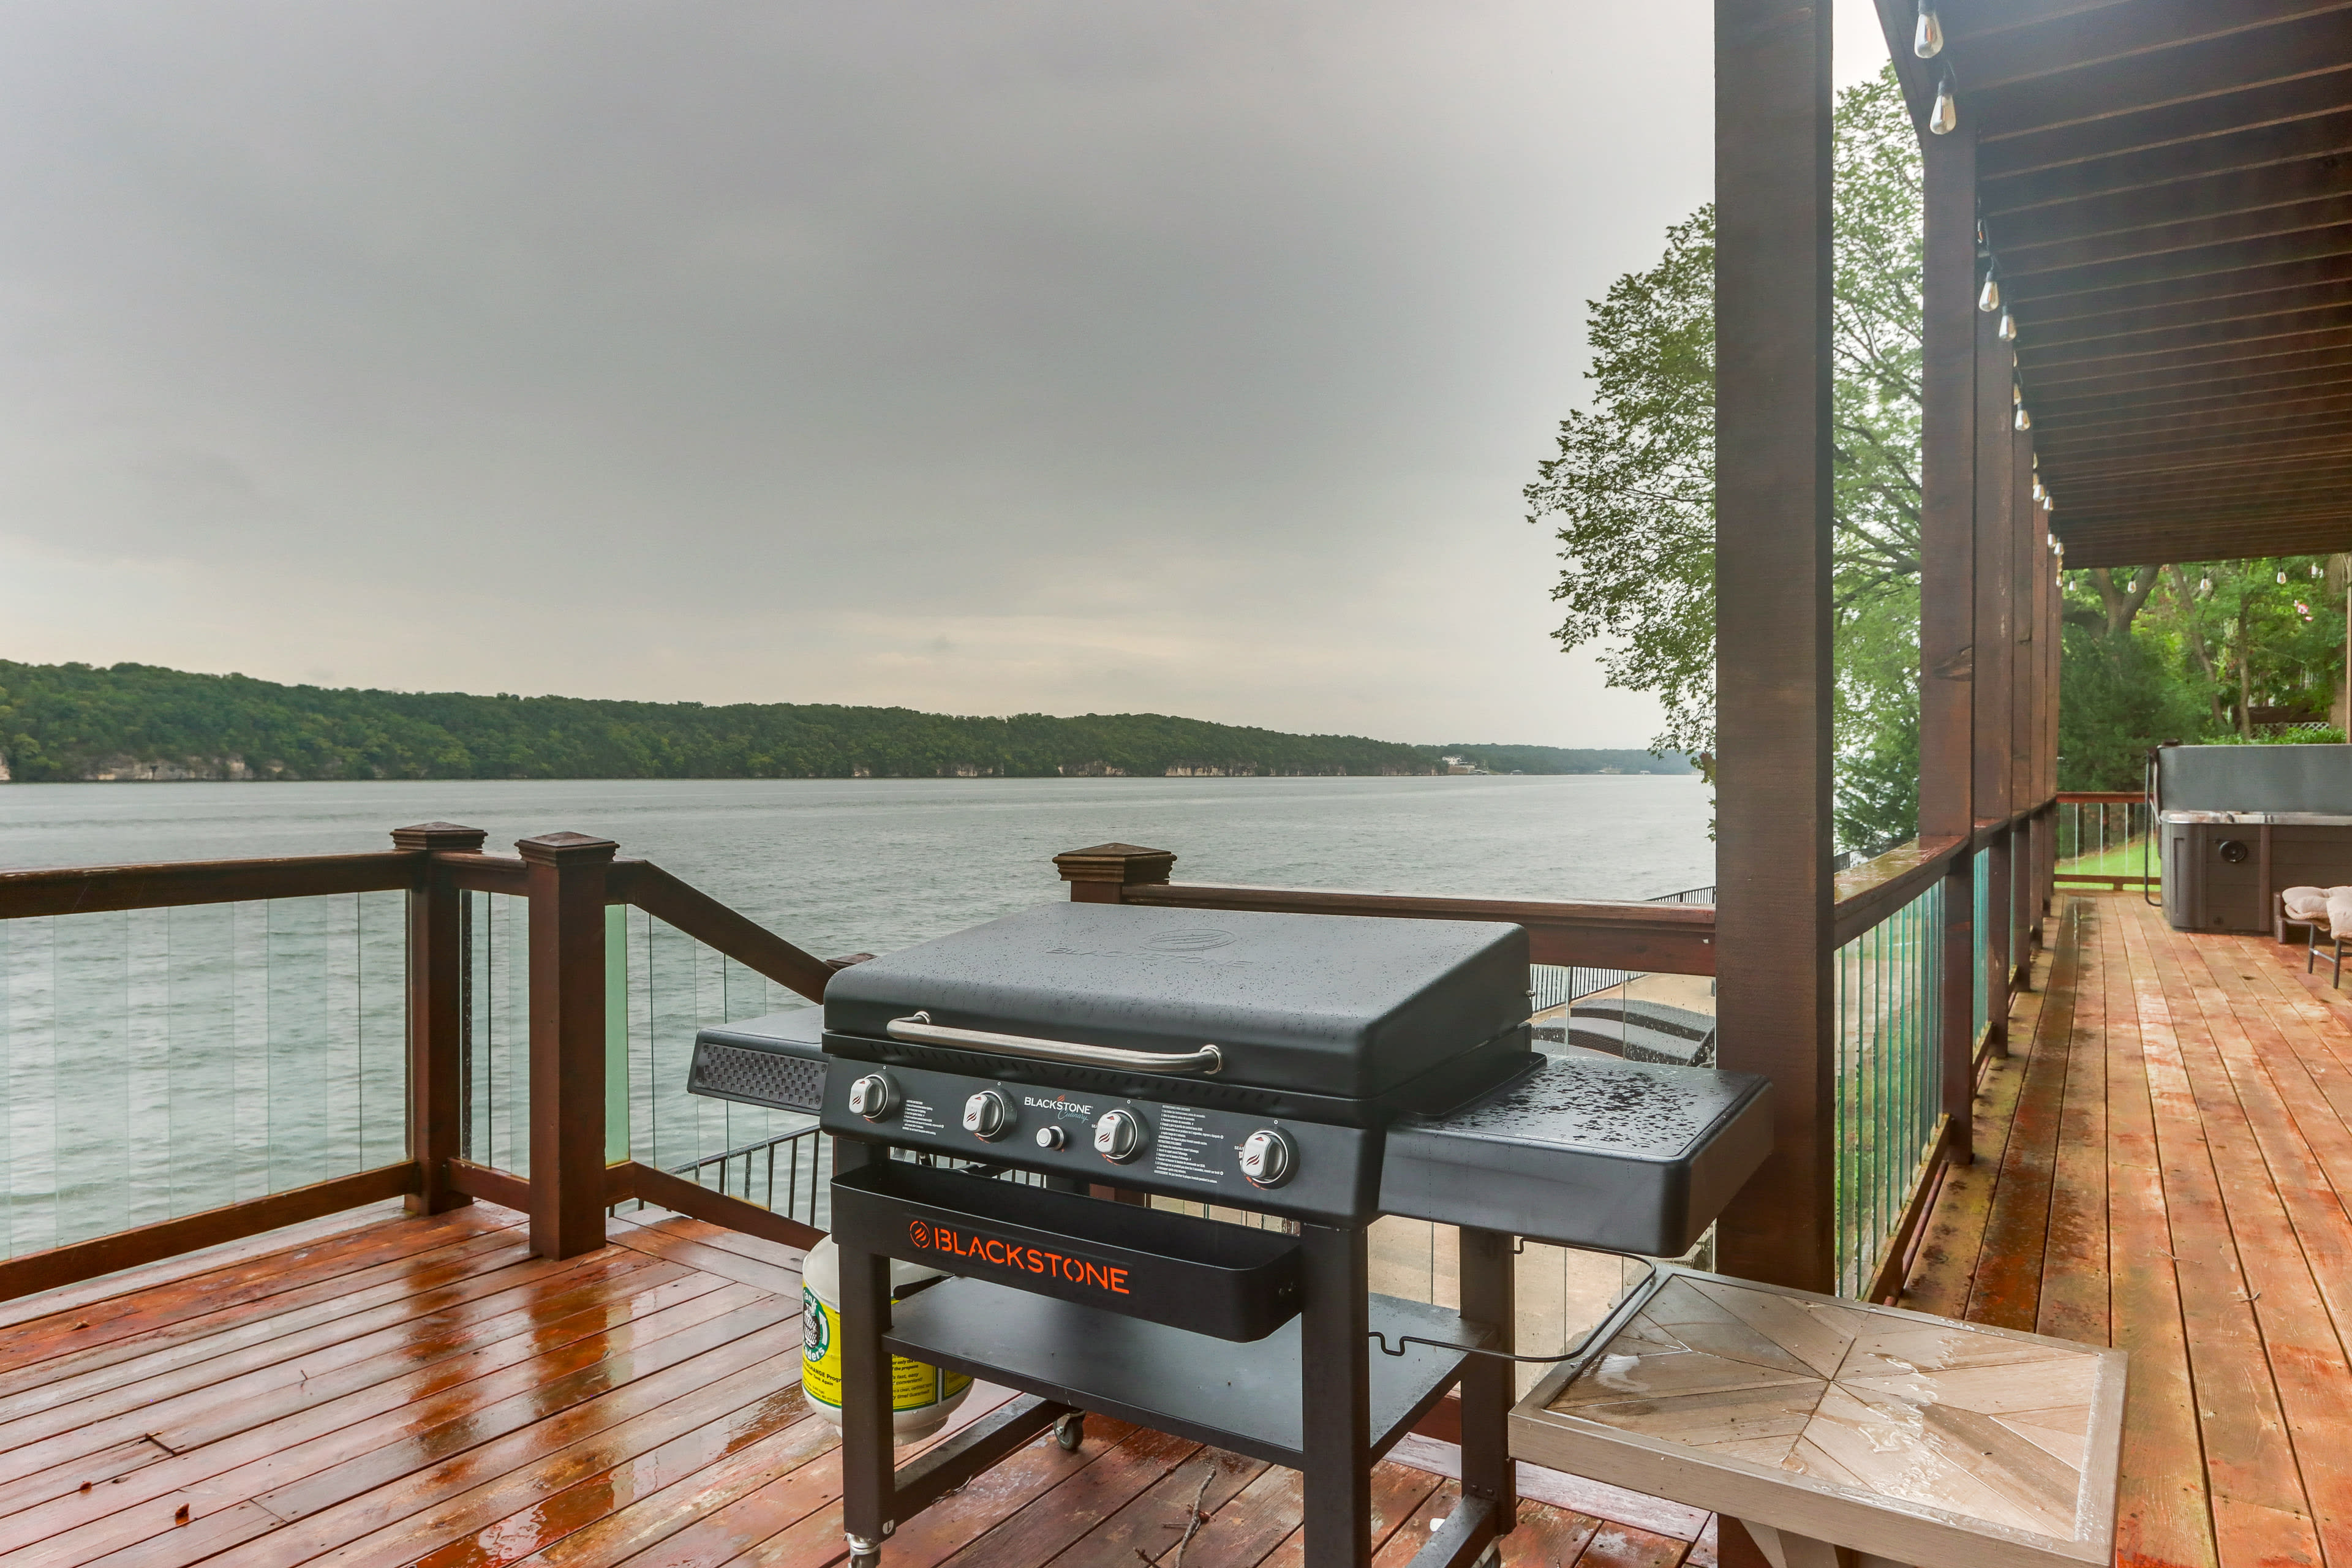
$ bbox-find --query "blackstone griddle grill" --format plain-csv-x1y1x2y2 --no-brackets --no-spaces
690,902,1773,1568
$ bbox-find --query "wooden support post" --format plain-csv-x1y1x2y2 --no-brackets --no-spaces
1975,279,2016,1054
2011,429,2038,976
1710,0,1835,1294
1053,843,1175,904
393,823,486,1214
1918,119,1977,1167
519,831,617,1260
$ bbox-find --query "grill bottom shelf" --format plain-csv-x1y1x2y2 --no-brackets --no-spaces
883,1277,1482,1469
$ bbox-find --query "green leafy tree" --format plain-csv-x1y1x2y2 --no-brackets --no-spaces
1525,68,1924,851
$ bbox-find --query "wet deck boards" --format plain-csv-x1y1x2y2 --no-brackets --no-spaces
0,1202,1700,1566
1903,891,2352,1568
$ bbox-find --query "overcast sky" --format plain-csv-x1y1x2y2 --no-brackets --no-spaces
0,3,1891,749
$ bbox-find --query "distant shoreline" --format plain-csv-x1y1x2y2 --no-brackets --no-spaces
1,657,1695,786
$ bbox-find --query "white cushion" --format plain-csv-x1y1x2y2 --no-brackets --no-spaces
2284,886,2331,921
2329,888,2352,938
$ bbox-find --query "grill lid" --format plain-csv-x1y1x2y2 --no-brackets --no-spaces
823,902,1530,1101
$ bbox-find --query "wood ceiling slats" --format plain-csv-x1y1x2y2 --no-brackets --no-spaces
2041,408,2352,456
2000,192,2352,278
2009,222,2352,306
1973,13,2352,142
2047,432,2352,477
2024,336,2352,395
2021,300,2352,364
1875,1,2352,564
1977,66,2352,179
1982,106,2352,213
1990,154,2352,252
1955,1,2351,93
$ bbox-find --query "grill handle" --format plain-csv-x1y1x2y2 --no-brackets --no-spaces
884,1012,1223,1076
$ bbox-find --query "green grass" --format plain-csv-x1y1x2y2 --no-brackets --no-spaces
2057,836,2158,884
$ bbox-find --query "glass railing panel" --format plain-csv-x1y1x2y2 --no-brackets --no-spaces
1833,875,1943,1297
616,908,819,1179
1,893,405,1260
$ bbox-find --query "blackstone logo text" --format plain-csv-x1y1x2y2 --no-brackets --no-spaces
907,1220,1130,1295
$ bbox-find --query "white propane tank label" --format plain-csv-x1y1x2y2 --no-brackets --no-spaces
801,1238,971,1441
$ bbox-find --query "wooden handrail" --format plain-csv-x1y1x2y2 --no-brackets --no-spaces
607,860,837,1001
1831,838,1963,948
1117,880,1717,974
0,850,418,919
2054,791,2146,805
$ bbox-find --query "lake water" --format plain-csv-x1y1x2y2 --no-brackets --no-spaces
0,774,1712,954
0,777,1711,1257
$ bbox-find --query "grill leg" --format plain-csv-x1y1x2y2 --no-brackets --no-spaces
1300,1223,1372,1568
1457,1228,1517,1538
836,1140,897,1556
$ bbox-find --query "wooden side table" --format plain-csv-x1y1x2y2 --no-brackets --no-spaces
1512,1265,2124,1568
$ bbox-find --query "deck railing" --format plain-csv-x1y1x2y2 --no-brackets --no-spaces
0,801,2081,1308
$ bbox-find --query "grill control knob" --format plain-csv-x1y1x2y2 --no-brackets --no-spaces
1035,1125,1066,1151
1093,1109,1145,1163
846,1073,898,1121
1239,1128,1295,1188
962,1090,1013,1140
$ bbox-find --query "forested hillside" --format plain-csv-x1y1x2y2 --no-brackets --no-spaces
0,661,1690,783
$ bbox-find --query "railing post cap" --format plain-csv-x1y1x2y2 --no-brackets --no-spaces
391,822,489,851
516,831,620,865
1053,843,1176,884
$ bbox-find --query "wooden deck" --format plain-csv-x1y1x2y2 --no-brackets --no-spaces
1902,889,2352,1568
0,1201,1704,1567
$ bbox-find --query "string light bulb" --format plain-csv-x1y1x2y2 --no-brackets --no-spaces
1999,308,2017,342
1915,1,1945,58
1931,70,1959,135
2279,571,2290,585
2200,577,2213,595
1978,268,2000,312
2015,404,2032,431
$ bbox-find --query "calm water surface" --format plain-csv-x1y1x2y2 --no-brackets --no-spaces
0,775,1713,954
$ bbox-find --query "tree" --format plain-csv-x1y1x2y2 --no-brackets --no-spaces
1525,68,1925,851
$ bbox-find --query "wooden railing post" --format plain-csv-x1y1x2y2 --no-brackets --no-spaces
393,823,486,1215
1918,104,1978,1170
1053,843,1175,903
519,831,619,1260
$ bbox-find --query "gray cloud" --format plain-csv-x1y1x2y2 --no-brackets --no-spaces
0,2,1887,745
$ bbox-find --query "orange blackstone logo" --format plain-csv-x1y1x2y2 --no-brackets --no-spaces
905,1219,1130,1295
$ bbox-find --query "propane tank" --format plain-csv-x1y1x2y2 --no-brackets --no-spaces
801,1237,972,1442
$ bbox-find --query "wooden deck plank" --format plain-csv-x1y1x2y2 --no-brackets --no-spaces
2,1284,792,1564
2166,932,2352,1567
2038,899,2113,1346
2116,901,2320,1561
0,1247,676,1480
1249,1458,1454,1568
998,1447,1265,1568
0,1229,533,1419
935,1425,1198,1568
0,1205,519,1377
215,1325,830,1568
608,1213,805,1297
1966,897,2080,1329
2100,903,2218,1568
0,1198,433,1333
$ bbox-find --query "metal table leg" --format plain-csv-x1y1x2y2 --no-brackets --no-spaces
1301,1223,1373,1568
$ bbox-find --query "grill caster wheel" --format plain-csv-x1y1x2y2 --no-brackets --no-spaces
1054,1413,1086,1452
850,1551,881,1568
